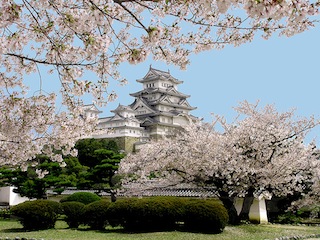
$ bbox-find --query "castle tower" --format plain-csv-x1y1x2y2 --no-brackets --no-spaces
89,67,197,152
129,67,197,138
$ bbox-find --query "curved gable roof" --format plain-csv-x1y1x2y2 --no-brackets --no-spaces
111,104,135,113
129,97,156,113
82,103,102,113
137,67,183,85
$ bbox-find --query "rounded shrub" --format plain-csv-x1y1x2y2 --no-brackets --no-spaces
183,199,229,233
108,197,185,232
106,198,139,228
11,200,61,230
60,192,101,205
82,200,111,230
136,197,184,231
61,201,85,228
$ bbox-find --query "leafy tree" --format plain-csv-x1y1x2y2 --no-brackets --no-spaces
8,155,63,199
0,155,89,199
75,139,119,168
59,156,91,190
120,101,320,223
0,167,19,187
91,149,125,201
0,140,123,199
74,139,124,199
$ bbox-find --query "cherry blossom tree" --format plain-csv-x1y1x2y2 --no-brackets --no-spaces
119,101,320,222
1,0,319,166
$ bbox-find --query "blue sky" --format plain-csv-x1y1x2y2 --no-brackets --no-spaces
98,26,320,144
26,23,318,144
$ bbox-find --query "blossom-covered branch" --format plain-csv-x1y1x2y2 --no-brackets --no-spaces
0,0,318,165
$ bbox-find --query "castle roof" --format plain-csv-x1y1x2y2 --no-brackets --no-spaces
137,67,183,85
130,86,190,98
99,114,140,123
147,95,197,110
129,97,157,114
82,103,102,113
111,104,135,113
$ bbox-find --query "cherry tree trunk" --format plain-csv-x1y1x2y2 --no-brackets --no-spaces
239,196,255,221
218,192,240,225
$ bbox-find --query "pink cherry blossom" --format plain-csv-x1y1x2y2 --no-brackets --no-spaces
119,101,320,205
0,0,318,166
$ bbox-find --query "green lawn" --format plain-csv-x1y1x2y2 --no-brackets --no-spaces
0,220,319,240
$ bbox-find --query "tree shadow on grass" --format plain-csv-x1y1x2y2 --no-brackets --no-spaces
1,227,36,233
75,226,180,234
75,228,121,234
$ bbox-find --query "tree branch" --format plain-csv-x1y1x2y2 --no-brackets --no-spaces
5,53,97,67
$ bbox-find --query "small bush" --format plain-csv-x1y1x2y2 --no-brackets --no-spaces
82,200,111,230
274,211,302,224
0,208,11,219
60,192,101,205
61,201,85,228
11,200,61,230
183,200,229,233
297,204,320,219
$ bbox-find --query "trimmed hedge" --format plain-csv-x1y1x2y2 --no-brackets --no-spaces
106,198,139,229
11,200,61,230
11,197,228,233
83,200,111,230
61,201,85,228
60,192,101,205
107,197,182,231
183,199,229,233
106,197,228,233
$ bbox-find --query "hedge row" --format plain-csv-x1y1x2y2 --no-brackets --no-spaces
11,196,229,233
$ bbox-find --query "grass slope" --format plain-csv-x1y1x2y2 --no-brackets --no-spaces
0,220,319,240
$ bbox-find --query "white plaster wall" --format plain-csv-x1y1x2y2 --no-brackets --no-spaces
0,187,29,206
249,198,268,224
93,131,141,138
0,187,10,203
234,197,268,224
234,198,244,215
173,116,188,126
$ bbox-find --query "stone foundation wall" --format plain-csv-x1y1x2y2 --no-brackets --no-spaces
111,136,139,153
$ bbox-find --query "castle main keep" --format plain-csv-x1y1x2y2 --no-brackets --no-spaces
84,67,197,152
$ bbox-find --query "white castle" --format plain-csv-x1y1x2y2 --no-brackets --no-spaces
84,67,197,152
